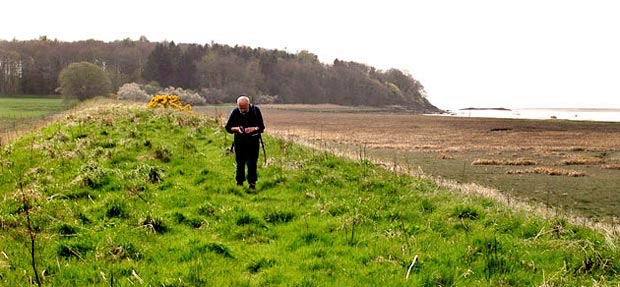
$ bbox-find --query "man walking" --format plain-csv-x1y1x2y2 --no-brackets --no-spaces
225,95,265,190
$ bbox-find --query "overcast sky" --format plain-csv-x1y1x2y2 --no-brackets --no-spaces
2,0,619,110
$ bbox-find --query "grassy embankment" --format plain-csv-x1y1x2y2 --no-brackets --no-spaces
0,101,618,286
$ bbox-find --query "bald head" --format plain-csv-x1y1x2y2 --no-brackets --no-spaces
237,96,250,105
237,96,251,114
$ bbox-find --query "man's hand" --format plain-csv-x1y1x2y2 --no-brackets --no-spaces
232,126,258,134
244,127,259,133
233,126,245,134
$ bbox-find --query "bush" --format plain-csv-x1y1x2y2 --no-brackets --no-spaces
117,82,150,101
159,86,206,105
58,62,112,101
254,94,279,104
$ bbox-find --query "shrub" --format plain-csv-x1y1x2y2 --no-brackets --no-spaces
147,95,192,112
58,62,111,101
117,82,150,102
159,86,206,105
254,94,279,104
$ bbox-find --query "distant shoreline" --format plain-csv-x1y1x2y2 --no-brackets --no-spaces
459,107,511,111
455,107,620,112
519,108,620,112
436,107,620,122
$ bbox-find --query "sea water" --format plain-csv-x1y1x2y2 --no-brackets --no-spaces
435,108,620,122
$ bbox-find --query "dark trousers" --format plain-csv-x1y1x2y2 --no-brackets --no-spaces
235,141,260,184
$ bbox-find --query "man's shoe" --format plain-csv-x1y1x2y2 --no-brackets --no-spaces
237,182,243,187
249,183,256,190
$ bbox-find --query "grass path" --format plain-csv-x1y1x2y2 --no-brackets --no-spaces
0,102,618,286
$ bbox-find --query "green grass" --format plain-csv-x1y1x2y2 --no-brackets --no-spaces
0,102,618,286
0,96,66,133
0,96,65,118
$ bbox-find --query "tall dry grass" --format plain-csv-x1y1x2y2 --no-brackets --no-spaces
472,158,537,166
506,167,586,177
262,108,620,153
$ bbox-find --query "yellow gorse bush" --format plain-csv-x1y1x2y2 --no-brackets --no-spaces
147,95,192,112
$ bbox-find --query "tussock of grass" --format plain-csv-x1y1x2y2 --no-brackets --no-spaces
561,156,604,165
436,153,454,159
507,167,586,177
602,164,620,170
0,102,618,286
472,158,537,166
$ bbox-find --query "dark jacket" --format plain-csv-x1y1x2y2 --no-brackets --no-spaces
225,105,265,145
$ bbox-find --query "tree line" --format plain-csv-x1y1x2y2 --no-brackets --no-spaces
0,37,439,111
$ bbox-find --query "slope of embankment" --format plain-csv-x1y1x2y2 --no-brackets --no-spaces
0,102,617,286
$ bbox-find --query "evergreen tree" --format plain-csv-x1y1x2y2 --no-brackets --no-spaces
143,43,173,87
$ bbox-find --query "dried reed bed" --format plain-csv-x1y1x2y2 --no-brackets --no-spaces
472,158,537,166
262,108,620,153
560,156,605,165
506,167,586,177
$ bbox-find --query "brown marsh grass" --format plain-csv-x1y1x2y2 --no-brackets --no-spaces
261,107,620,153
602,164,620,170
506,167,587,177
259,105,620,222
472,158,538,166
560,155,605,165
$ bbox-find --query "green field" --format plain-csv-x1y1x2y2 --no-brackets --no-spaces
0,102,618,286
0,96,65,118
0,96,66,134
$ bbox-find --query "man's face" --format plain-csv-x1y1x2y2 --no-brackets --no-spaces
239,101,250,114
